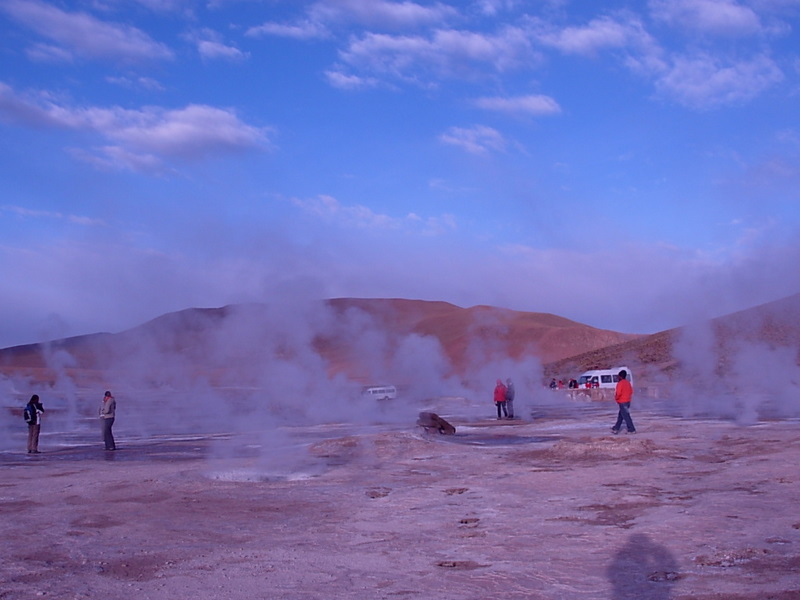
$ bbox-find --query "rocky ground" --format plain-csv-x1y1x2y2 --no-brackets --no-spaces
2,403,800,600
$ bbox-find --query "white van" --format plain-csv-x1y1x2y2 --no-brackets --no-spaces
361,385,398,401
577,367,633,389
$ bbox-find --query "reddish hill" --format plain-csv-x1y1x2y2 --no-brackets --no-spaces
0,298,638,386
544,292,800,384
5,293,797,390
323,298,638,375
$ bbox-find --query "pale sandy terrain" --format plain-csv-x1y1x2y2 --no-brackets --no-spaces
2,399,800,600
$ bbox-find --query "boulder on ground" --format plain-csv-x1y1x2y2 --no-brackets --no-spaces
416,411,456,435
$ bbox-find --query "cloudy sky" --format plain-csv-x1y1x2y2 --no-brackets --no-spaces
1,0,799,348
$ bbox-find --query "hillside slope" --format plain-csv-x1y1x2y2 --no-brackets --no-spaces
4,293,797,391
0,298,638,386
544,292,800,385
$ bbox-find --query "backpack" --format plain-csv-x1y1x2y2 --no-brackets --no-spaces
23,405,34,424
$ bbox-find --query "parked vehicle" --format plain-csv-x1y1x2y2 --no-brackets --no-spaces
361,385,398,401
577,367,633,389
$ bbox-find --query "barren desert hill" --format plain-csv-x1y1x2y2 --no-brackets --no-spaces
0,298,639,385
3,294,799,389
322,297,640,372
544,291,800,383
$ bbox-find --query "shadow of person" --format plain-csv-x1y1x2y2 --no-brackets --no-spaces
607,532,680,600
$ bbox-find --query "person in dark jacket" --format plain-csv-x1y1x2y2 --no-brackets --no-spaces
99,391,117,451
505,378,516,419
24,394,45,454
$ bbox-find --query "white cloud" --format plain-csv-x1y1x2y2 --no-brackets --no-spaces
291,194,401,229
406,212,458,235
246,20,330,40
339,27,539,83
247,0,456,44
1,205,106,227
24,42,74,63
340,32,431,72
474,94,561,116
0,0,174,63
439,124,508,154
0,82,55,127
106,75,165,92
187,28,249,61
0,83,270,172
130,0,192,13
197,39,249,61
534,15,654,56
655,53,784,107
102,105,269,159
68,145,174,176
434,27,535,70
325,70,380,90
649,0,763,35
308,0,457,29
291,194,457,234
475,0,522,17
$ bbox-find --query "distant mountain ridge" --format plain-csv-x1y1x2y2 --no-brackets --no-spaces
2,293,798,388
0,298,638,386
323,298,640,373
544,292,800,383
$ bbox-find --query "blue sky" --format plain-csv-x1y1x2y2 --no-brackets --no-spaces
1,0,799,348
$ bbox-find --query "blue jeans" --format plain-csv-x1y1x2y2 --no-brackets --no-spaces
613,402,635,432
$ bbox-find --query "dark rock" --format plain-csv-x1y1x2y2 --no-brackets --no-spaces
417,411,456,435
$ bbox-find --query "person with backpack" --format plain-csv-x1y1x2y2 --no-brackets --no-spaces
24,394,45,454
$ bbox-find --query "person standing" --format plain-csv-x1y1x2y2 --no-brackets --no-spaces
24,394,45,454
505,378,516,419
611,370,636,434
99,390,117,451
493,379,508,420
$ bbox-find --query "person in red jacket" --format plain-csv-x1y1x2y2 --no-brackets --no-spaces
610,370,636,434
493,379,508,420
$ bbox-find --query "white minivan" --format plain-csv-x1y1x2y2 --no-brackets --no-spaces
361,385,398,401
577,367,633,389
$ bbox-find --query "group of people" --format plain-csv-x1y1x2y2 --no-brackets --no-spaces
551,378,592,390
23,390,117,454
491,369,637,433
26,373,636,453
493,378,516,419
